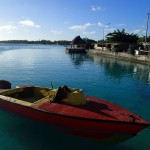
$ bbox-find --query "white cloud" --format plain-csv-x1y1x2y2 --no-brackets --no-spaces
51,30,62,35
117,24,126,27
130,29,145,35
0,25,17,31
98,22,111,28
141,30,146,34
98,22,104,27
19,20,40,28
85,23,94,26
83,31,96,35
104,28,116,34
69,25,86,30
131,29,142,34
69,23,93,30
91,5,105,11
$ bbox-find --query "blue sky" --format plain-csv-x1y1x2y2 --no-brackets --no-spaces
0,0,149,41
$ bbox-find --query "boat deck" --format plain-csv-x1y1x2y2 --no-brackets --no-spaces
37,96,148,124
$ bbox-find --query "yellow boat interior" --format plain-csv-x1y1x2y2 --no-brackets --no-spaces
0,86,88,107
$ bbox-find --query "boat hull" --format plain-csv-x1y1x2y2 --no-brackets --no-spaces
0,95,148,144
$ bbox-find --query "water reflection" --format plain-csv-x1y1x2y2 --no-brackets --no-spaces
67,53,90,67
89,54,150,84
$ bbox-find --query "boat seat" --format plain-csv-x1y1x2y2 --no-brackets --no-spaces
1,87,24,96
31,96,51,108
52,85,71,102
0,95,32,106
0,80,11,89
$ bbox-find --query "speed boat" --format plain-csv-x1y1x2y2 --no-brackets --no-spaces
0,84,149,144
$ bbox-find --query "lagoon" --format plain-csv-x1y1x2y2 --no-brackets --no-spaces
0,44,150,150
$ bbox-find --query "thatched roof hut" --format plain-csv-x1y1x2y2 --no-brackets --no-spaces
66,36,87,53
71,36,86,45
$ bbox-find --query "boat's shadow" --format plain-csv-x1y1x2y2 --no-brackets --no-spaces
0,111,135,150
0,110,136,150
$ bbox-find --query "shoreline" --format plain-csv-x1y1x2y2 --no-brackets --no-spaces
88,49,150,65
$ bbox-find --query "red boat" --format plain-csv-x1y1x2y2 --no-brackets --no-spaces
0,84,149,144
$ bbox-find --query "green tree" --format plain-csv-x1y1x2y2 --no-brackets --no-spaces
138,36,150,42
83,37,97,44
105,29,139,43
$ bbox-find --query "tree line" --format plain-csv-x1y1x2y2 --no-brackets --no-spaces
0,29,149,45
0,40,71,45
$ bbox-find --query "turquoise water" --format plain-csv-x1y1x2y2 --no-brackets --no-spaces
0,44,150,150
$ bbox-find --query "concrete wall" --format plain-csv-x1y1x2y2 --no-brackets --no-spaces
88,49,150,65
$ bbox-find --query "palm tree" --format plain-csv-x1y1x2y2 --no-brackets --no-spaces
106,29,139,43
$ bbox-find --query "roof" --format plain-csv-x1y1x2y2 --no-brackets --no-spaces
71,36,86,45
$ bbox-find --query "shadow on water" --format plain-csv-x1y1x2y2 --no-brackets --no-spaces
0,111,135,150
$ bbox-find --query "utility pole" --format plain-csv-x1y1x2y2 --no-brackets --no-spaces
145,13,150,43
102,23,110,50
103,23,111,42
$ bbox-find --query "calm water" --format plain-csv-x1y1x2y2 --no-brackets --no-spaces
0,44,150,150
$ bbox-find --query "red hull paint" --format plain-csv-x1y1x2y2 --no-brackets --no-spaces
0,95,149,142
